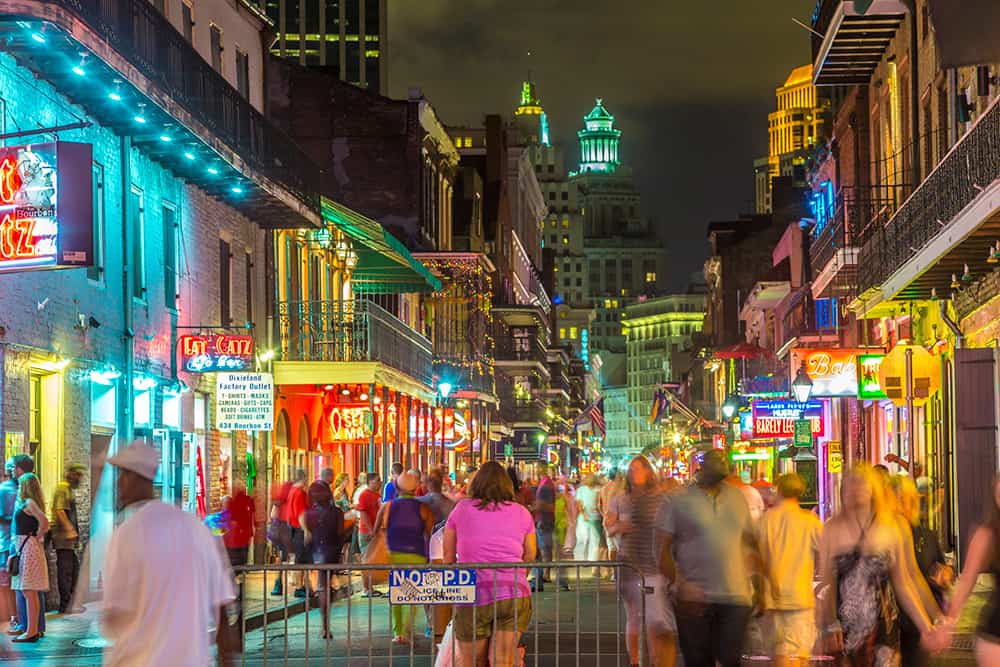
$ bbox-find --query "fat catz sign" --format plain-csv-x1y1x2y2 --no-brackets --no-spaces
0,142,93,272
178,335,254,373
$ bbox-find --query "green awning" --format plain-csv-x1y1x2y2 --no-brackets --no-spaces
321,198,442,293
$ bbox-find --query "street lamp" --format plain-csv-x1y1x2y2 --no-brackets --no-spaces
438,382,453,400
722,393,741,420
791,362,814,404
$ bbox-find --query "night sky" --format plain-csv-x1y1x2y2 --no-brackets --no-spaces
389,1,818,291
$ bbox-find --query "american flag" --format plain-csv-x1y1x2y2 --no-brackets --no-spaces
582,398,605,437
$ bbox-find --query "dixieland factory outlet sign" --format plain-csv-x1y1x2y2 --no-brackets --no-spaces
216,373,274,431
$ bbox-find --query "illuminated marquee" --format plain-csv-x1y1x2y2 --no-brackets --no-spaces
178,335,254,373
0,143,92,272
328,404,398,443
790,348,868,398
752,400,825,439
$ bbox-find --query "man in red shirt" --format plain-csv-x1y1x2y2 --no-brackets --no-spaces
355,474,381,596
282,469,309,597
223,486,256,567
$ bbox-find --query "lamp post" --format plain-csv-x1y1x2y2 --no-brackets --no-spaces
722,393,741,451
437,382,453,468
791,362,814,404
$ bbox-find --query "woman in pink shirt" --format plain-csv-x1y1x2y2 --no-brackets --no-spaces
445,461,537,667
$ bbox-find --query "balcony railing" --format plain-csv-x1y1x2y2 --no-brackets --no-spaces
858,102,1000,295
278,299,433,386
811,185,909,274
499,398,548,426
495,334,548,366
45,0,321,209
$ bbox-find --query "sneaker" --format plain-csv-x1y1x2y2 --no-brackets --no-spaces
270,584,283,597
530,582,544,593
294,588,307,598
6,624,24,636
559,583,572,592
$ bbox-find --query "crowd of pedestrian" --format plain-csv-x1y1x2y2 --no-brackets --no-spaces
0,455,86,644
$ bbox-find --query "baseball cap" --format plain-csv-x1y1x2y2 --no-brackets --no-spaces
108,441,160,481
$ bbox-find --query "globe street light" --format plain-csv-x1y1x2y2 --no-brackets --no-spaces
722,393,741,420
791,362,814,404
438,381,453,400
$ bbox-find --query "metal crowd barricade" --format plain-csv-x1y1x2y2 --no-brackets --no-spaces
232,561,649,666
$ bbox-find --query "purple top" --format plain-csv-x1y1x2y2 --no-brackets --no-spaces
386,498,427,557
446,499,534,606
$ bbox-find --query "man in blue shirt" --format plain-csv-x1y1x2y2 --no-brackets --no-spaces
382,462,403,502
0,461,17,618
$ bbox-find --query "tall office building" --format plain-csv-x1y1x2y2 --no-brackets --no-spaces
570,99,665,373
754,64,827,212
513,81,595,369
266,0,387,94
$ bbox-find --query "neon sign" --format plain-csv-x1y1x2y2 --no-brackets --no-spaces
328,404,397,443
790,348,868,397
752,400,825,439
857,354,887,399
178,335,254,373
0,143,92,272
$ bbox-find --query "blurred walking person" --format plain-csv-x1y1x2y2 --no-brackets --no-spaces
656,449,759,667
267,477,294,596
102,441,237,666
223,485,255,568
375,471,435,644
614,456,676,667
356,474,382,597
757,473,821,667
552,479,575,591
892,475,952,667
301,481,345,639
946,473,1000,666
9,473,48,643
600,469,626,564
531,463,556,592
445,461,536,667
574,474,604,575
816,465,948,665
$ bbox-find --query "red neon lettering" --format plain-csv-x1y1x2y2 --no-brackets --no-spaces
0,214,37,260
0,158,19,205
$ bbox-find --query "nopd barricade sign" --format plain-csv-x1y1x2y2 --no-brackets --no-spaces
389,568,477,605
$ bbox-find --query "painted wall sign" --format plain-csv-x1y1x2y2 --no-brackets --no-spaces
751,400,825,439
0,142,92,272
857,354,887,399
216,373,274,431
790,348,869,397
178,335,254,373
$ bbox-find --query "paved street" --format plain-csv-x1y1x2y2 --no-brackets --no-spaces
0,577,987,665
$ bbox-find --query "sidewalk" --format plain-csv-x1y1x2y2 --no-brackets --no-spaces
0,578,989,664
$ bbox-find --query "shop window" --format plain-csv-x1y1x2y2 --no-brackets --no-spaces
235,48,250,100
210,25,224,73
181,1,194,43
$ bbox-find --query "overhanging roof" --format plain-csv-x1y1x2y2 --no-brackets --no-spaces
321,198,441,294
812,1,906,86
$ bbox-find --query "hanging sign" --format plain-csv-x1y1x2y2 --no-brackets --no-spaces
178,334,254,373
789,348,869,397
793,419,813,447
216,372,274,431
827,440,843,473
857,353,888,399
752,400,825,438
878,344,940,407
0,142,93,272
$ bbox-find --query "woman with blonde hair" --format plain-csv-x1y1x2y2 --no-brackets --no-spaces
8,473,48,642
817,465,948,663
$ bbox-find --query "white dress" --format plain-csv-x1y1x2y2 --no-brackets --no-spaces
11,533,49,592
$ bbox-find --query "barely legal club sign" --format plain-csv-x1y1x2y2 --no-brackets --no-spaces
751,400,825,439
178,334,254,373
0,143,93,272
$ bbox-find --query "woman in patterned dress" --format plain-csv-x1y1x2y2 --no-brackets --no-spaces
9,473,48,642
817,466,947,666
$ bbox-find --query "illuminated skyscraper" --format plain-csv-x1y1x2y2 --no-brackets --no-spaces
266,0,387,95
577,99,621,173
513,80,550,146
754,64,828,212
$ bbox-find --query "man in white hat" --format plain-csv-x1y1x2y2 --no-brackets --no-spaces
101,441,237,666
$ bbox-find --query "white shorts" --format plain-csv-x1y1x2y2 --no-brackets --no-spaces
764,609,816,659
621,573,676,634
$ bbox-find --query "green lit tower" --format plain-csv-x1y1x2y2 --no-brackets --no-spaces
514,79,550,146
578,99,621,173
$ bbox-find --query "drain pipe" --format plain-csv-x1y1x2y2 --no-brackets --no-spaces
939,299,963,348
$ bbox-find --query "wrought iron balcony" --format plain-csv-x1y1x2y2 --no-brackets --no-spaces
278,299,433,386
494,331,549,368
858,101,1000,298
0,0,321,226
810,185,908,297
811,0,906,86
499,398,549,427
